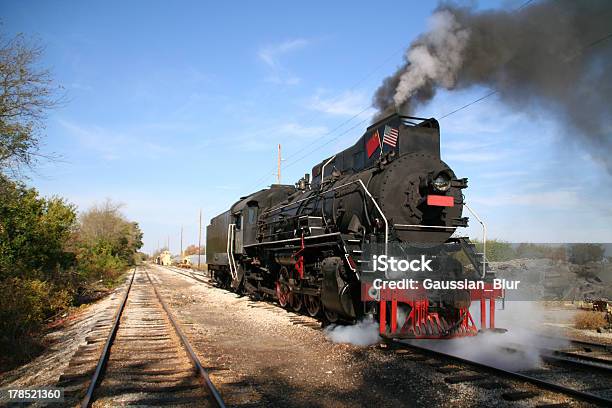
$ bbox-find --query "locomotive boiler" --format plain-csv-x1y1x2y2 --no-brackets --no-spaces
206,113,498,338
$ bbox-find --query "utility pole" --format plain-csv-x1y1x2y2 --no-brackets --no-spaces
180,225,183,258
198,209,202,269
277,143,282,184
167,236,170,252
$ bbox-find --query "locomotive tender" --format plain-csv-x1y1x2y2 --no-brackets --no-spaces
207,113,495,338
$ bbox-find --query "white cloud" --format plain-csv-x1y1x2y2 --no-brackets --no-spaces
230,120,329,152
58,119,173,160
58,119,125,160
257,38,310,85
258,38,309,68
309,90,371,116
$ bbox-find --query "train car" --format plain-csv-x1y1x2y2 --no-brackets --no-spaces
206,113,500,338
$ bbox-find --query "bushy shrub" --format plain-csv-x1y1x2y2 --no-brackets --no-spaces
574,311,607,330
75,239,128,284
473,239,516,262
569,244,605,265
0,178,142,367
0,278,71,357
0,176,77,281
455,239,516,267
0,35,143,368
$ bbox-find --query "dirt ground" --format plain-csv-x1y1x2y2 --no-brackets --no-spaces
145,265,583,408
0,264,599,407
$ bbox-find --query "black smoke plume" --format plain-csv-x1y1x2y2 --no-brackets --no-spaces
373,1,612,172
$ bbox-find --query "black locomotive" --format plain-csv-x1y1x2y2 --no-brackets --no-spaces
206,113,490,337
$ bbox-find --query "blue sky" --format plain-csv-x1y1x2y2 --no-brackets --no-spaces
2,0,611,254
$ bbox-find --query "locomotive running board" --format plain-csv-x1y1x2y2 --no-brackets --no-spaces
243,232,341,247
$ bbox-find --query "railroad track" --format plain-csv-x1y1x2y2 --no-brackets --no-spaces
395,338,612,406
159,264,323,330
158,263,612,404
534,341,612,373
541,336,612,364
59,267,225,407
160,264,214,286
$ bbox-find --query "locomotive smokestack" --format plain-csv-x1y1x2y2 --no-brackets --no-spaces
373,0,612,172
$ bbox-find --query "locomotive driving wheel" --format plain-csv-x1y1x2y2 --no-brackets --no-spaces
276,266,291,308
290,293,303,312
276,282,290,307
304,295,321,317
324,308,339,323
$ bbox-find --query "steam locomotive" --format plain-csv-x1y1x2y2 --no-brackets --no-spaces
206,113,494,338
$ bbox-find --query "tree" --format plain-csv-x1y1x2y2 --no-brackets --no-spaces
74,200,143,280
183,244,204,256
472,239,516,262
0,175,76,358
0,33,61,176
0,174,76,281
569,244,604,265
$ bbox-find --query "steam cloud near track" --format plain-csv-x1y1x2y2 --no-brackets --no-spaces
324,302,568,372
324,317,381,346
373,1,612,172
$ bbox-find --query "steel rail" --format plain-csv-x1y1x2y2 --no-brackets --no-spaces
397,340,612,406
81,268,137,408
540,335,612,352
161,264,214,286
568,339,612,351
501,341,612,374
145,269,226,408
542,352,612,374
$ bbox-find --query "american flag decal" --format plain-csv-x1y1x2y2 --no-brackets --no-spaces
383,125,399,148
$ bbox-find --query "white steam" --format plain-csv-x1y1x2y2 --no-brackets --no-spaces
406,301,569,371
324,302,570,371
394,10,470,107
324,317,380,346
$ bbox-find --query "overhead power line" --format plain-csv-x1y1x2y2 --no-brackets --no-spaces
253,2,612,187
249,46,404,187
438,90,498,120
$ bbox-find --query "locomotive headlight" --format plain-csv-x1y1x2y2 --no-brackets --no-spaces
433,172,451,192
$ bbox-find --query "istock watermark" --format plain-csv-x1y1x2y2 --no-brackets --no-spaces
371,278,521,290
372,254,433,273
